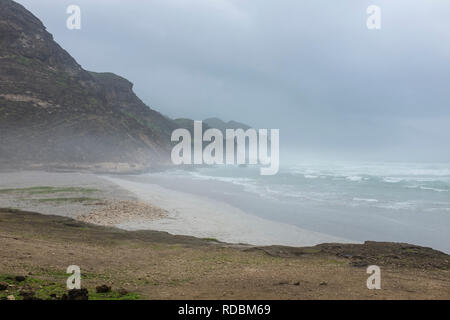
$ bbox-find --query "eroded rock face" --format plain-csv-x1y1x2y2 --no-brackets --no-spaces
0,0,82,73
0,0,177,172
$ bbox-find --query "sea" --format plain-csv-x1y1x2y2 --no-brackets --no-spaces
132,161,450,253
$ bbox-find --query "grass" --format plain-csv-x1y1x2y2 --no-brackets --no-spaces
0,186,98,195
14,55,32,66
167,278,193,287
302,248,322,254
0,187,100,205
201,238,221,243
33,197,100,204
90,291,140,300
0,273,141,300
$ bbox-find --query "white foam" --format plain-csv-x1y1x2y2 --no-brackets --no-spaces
304,174,319,179
377,202,416,210
346,176,364,182
419,186,448,193
383,177,403,183
353,197,379,203
104,177,350,247
406,185,449,192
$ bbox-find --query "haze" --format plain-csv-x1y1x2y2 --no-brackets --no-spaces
15,0,450,162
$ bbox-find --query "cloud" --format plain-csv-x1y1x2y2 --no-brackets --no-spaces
15,0,450,161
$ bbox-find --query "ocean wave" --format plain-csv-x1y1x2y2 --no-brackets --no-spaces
383,177,403,183
419,186,448,192
188,171,254,185
345,176,364,182
406,185,449,192
164,165,450,213
425,207,450,212
353,197,379,202
186,171,282,200
376,202,416,210
289,163,450,178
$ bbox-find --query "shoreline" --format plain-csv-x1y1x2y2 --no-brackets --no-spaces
1,171,449,300
1,170,447,252
102,176,351,247
0,170,350,247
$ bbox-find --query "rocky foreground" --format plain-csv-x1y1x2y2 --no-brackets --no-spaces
0,208,448,300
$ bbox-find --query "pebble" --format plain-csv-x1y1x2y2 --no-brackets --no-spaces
77,200,168,226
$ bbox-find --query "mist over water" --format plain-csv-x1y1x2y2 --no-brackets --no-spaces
14,0,450,162
136,161,450,253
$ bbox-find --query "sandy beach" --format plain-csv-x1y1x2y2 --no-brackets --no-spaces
0,171,348,246
0,171,137,218
104,176,349,246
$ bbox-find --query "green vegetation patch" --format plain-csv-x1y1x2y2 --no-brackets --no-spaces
89,291,140,300
301,248,322,254
201,238,221,243
33,197,100,204
14,55,32,66
0,186,98,195
0,273,140,300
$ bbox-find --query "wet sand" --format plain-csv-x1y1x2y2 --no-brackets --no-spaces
104,176,349,246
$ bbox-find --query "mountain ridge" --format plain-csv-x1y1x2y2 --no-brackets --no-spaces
0,0,253,173
0,0,177,172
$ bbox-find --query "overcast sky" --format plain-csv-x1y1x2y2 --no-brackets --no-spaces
16,0,450,162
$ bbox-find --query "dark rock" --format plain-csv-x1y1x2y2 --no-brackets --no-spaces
293,282,300,286
19,290,35,300
351,261,369,268
0,282,8,291
386,255,400,259
117,288,128,296
15,275,26,282
96,284,111,293
62,288,89,300
319,281,328,286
